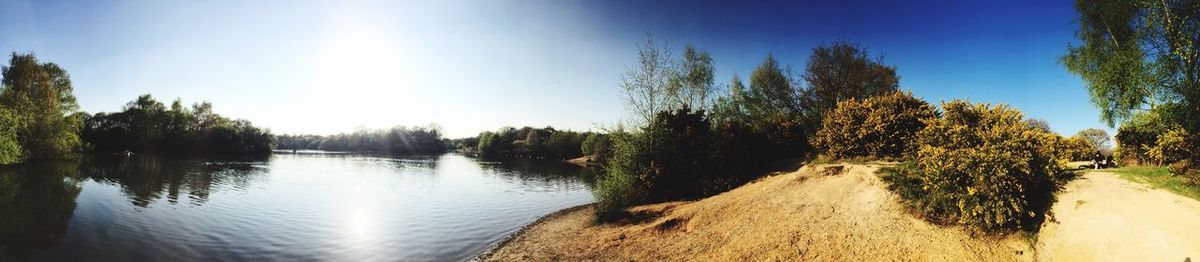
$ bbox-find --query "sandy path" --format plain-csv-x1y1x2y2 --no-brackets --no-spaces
480,164,1031,261
1037,171,1200,261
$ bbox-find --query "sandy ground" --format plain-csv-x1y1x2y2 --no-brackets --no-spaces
479,164,1031,261
1036,171,1200,261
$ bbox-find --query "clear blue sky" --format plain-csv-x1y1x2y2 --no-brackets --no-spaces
0,0,1109,138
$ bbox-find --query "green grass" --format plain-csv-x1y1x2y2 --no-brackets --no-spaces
1103,166,1200,201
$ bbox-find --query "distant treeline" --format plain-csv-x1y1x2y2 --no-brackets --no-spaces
453,126,608,161
276,125,448,155
82,95,274,155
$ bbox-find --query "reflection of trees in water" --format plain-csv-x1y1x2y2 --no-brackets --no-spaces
477,156,597,189
82,155,268,207
0,160,83,259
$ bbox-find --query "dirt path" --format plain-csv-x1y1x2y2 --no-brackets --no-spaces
1036,171,1200,261
480,164,1031,261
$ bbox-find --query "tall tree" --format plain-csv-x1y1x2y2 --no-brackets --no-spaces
800,42,900,119
747,55,800,120
620,36,675,125
0,53,81,160
668,45,715,109
710,74,751,124
1062,0,1200,130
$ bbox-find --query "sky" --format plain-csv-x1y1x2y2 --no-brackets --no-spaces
0,0,1108,138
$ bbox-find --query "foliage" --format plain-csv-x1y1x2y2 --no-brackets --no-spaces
82,95,275,155
1024,118,1052,133
1056,136,1095,161
1146,128,1196,166
619,36,717,125
1062,0,1200,130
811,91,936,159
469,126,597,159
0,107,22,164
0,53,82,161
593,130,647,221
1073,128,1112,155
800,42,900,119
277,125,446,155
580,132,611,163
883,100,1068,232
1114,111,1174,165
594,108,772,221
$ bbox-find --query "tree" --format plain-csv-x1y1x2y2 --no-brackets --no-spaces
1024,118,1053,133
747,55,800,120
620,36,676,125
1074,128,1112,154
0,53,81,160
619,36,717,126
709,75,751,125
801,42,900,119
1062,0,1200,130
668,45,715,109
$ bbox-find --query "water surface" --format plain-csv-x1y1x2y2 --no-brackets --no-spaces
0,153,594,261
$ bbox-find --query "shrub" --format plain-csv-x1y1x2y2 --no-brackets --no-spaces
1147,128,1194,166
884,100,1067,232
593,108,778,222
1114,112,1172,165
811,91,936,159
594,108,716,220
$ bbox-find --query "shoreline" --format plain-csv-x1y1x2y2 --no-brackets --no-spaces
472,203,596,261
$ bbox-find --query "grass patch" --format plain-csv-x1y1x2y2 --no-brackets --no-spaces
1103,166,1200,201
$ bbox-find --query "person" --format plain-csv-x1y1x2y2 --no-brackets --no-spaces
1092,151,1103,169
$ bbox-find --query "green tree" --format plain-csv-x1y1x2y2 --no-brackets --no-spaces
709,75,751,124
1074,128,1112,154
747,55,800,120
0,53,81,160
800,42,900,119
668,45,715,109
1062,0,1200,130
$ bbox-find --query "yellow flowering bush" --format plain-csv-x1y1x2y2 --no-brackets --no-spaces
811,91,936,160
884,100,1067,231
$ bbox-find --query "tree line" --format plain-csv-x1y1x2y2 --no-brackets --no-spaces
0,52,275,165
594,37,904,220
458,126,608,161
276,125,448,155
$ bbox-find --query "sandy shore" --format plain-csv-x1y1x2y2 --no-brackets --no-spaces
479,164,1030,261
479,164,1200,261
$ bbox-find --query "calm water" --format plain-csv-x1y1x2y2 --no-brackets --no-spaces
0,153,595,261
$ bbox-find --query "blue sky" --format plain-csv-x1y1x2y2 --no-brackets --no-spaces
0,0,1107,138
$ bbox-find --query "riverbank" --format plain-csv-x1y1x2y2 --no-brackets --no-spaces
479,164,1032,261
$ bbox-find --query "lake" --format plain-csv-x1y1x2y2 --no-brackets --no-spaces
0,153,596,261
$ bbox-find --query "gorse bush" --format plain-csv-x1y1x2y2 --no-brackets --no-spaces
883,100,1067,231
1146,128,1194,166
811,91,936,160
1114,112,1172,165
